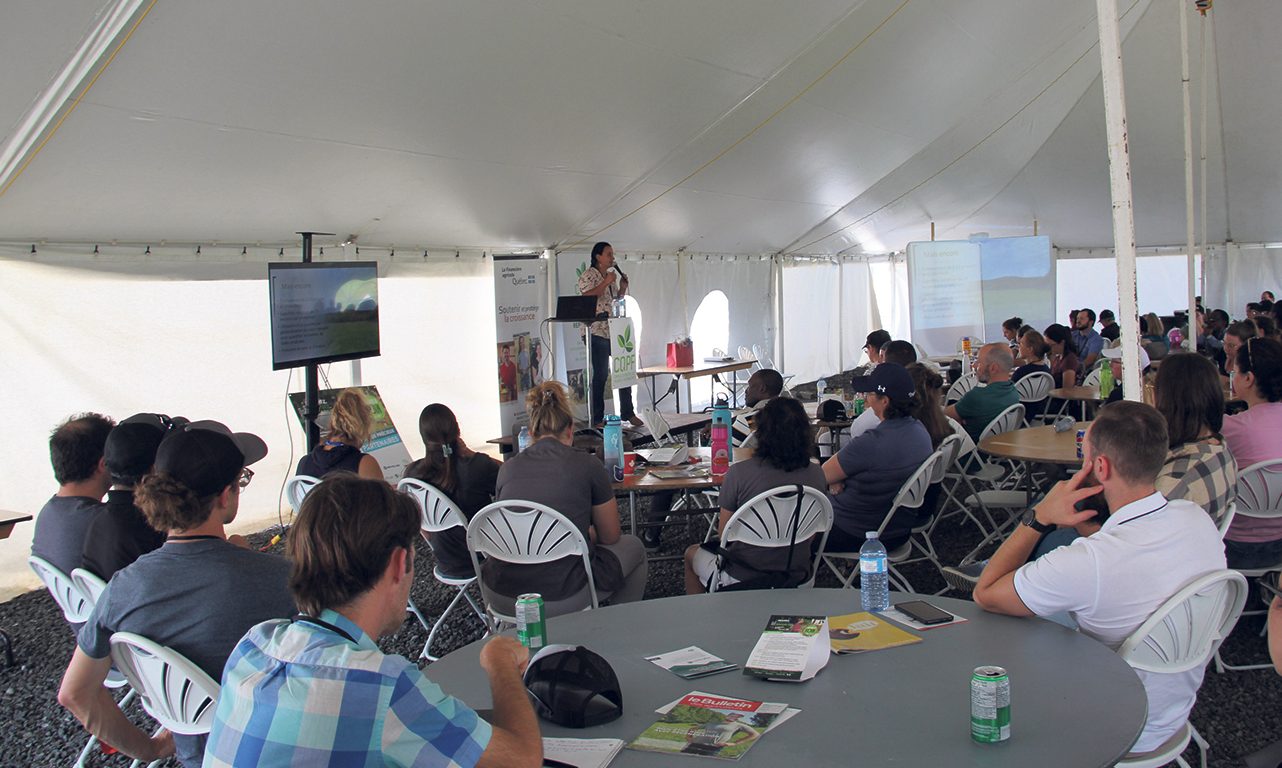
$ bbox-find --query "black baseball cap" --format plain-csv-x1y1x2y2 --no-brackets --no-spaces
849,362,915,402
865,329,892,349
524,645,623,728
104,413,190,481
155,420,268,497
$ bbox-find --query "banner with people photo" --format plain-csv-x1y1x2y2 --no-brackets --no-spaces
555,252,602,421
287,385,412,482
493,255,548,438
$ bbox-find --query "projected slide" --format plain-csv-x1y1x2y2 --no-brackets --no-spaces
977,236,1054,342
907,241,985,355
269,262,380,370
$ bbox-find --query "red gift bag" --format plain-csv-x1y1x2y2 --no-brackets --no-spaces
666,340,694,368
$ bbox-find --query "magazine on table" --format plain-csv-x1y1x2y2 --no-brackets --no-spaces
627,692,791,760
742,615,829,681
827,611,922,654
646,646,738,679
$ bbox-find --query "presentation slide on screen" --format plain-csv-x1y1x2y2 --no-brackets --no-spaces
269,264,380,369
907,236,1054,356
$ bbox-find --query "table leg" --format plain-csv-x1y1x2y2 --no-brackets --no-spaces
629,490,637,535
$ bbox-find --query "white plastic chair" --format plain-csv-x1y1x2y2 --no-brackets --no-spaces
467,501,598,626
945,372,978,404
109,632,220,744
751,344,794,393
1214,459,1282,672
70,568,108,610
1082,366,1103,388
284,474,321,513
397,478,490,660
1014,371,1053,425
1216,501,1236,540
708,485,833,592
1114,570,1248,768
822,449,944,593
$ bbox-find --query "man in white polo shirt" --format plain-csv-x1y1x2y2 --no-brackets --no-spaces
973,401,1225,755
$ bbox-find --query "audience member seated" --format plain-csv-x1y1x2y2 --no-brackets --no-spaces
1257,314,1280,342
862,329,891,367
906,363,949,449
1141,312,1170,359
80,413,180,581
204,476,540,768
732,368,785,449
1099,308,1120,342
1217,319,1257,377
486,382,646,616
403,403,501,577
946,343,1018,443
58,420,293,768
683,398,827,594
1044,323,1080,388
295,388,384,480
31,413,114,581
1072,307,1106,369
1221,337,1282,569
848,340,917,440
973,402,1225,755
1100,345,1151,404
1152,354,1237,527
822,364,933,553
1200,308,1229,354
1001,316,1023,353
1012,330,1052,421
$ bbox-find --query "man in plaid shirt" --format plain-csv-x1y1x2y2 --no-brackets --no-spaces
203,476,541,767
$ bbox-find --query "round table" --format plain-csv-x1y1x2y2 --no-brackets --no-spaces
978,422,1089,466
1049,386,1101,421
425,590,1146,767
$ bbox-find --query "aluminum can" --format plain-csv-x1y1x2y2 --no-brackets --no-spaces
971,666,1011,743
1076,429,1086,459
516,593,547,649
854,395,865,416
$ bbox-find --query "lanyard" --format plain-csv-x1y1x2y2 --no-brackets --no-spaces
290,614,357,644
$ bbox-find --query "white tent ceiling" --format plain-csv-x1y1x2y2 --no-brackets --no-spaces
0,0,1278,255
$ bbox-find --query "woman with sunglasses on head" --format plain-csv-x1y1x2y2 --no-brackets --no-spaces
1221,337,1282,568
1152,354,1237,528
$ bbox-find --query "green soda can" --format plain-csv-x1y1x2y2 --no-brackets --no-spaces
854,395,865,416
971,666,1011,743
516,593,547,649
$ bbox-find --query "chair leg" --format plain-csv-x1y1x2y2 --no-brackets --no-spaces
422,584,489,662
406,598,431,632
1190,723,1208,768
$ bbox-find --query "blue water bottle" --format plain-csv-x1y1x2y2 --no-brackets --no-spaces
859,531,890,612
517,426,531,453
711,396,733,462
603,415,624,482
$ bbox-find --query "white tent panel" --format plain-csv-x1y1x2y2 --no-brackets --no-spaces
782,261,841,385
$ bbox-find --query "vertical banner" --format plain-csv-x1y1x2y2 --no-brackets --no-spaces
493,255,548,439
609,317,638,389
555,252,595,421
288,385,412,482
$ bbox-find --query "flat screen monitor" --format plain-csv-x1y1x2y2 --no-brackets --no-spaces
268,261,380,370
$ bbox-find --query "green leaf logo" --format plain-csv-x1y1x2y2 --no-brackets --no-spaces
575,262,586,277
617,324,634,352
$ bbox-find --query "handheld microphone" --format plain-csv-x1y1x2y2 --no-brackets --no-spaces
612,262,628,281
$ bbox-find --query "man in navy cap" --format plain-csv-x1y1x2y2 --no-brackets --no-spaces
59,420,295,768
79,414,185,580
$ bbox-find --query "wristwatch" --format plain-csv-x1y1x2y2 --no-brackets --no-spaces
1021,508,1055,534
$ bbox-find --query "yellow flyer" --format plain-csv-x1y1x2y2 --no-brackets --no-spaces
827,612,922,655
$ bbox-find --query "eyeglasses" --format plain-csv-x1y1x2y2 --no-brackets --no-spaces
238,467,255,489
1246,337,1255,371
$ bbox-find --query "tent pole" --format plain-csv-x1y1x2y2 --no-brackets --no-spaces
1095,0,1141,401
1179,0,1197,348
297,231,328,451
1199,10,1209,295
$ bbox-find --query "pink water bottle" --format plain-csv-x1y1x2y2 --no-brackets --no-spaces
710,423,730,477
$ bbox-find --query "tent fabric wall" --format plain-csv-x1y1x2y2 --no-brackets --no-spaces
782,260,840,385
1205,243,1282,318
681,255,773,359
0,249,498,597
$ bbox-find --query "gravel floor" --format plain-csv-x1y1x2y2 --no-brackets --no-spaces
0,497,1278,767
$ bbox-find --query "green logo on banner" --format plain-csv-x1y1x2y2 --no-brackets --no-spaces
616,324,634,353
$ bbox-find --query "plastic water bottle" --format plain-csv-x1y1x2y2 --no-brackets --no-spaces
1098,363,1114,398
517,426,531,453
859,532,890,612
711,397,733,462
817,377,827,401
710,423,730,478
603,415,624,482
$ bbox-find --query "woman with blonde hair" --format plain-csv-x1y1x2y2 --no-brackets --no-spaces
295,388,384,480
485,381,647,616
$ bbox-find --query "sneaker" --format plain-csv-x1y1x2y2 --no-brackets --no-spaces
641,527,663,553
941,561,988,593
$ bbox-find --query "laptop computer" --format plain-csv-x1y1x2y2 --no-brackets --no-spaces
554,295,599,321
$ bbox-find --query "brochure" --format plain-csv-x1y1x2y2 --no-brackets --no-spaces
647,646,739,679
880,605,968,631
542,737,625,768
742,615,829,681
827,611,922,654
655,692,801,734
627,692,790,760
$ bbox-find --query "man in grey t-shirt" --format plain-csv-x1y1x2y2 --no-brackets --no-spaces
31,413,115,581
59,420,292,768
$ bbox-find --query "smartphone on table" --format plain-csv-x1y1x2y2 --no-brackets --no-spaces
895,600,954,625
